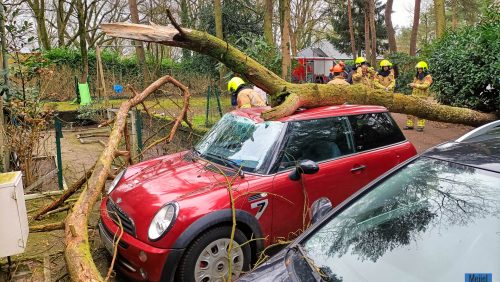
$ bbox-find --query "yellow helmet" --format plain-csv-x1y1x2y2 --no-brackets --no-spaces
415,61,428,70
380,59,392,68
355,57,366,65
227,77,246,92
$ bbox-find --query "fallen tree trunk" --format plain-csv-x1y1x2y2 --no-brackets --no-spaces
64,75,190,281
101,22,497,126
30,222,65,233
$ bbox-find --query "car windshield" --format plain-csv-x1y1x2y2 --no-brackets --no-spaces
301,157,500,281
195,113,285,173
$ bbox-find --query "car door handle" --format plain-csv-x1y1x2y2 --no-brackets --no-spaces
350,165,366,172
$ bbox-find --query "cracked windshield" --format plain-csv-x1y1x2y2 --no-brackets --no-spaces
195,114,284,173
302,157,500,282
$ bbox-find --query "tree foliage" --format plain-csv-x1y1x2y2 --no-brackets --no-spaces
327,0,388,56
428,17,500,112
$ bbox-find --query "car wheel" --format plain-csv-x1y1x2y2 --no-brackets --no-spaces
176,226,251,282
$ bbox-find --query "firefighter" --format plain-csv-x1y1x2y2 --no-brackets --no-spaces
405,61,433,131
327,64,350,86
227,77,266,109
374,59,395,92
352,57,376,88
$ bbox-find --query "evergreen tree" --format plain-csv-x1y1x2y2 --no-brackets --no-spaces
327,0,388,57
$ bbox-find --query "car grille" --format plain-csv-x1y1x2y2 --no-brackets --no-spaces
106,198,136,237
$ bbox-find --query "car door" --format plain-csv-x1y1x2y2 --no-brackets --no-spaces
347,112,408,186
270,116,365,242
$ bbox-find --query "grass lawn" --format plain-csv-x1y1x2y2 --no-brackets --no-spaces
44,95,234,130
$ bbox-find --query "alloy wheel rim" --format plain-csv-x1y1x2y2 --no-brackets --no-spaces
194,238,244,282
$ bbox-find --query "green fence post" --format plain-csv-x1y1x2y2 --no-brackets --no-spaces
74,76,80,104
205,85,211,127
135,109,143,161
54,116,64,190
214,87,223,117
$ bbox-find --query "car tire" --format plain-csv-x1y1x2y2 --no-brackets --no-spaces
176,226,251,282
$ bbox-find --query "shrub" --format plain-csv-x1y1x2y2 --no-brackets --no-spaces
427,19,500,113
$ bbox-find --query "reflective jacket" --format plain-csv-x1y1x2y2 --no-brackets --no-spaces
374,70,395,91
327,76,350,86
412,74,433,97
237,88,266,108
352,67,376,88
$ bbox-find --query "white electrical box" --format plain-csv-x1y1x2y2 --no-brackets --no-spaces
0,171,29,257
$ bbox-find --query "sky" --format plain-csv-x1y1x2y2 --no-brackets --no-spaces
391,0,416,29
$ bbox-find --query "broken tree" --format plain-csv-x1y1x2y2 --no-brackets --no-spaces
101,22,497,126
64,75,191,281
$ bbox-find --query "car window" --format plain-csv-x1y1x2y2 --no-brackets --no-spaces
301,157,500,281
195,114,285,173
279,117,354,170
348,112,405,152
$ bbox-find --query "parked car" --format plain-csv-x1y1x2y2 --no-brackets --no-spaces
99,105,417,282
239,121,500,282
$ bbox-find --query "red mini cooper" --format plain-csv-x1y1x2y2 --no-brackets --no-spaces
99,105,417,282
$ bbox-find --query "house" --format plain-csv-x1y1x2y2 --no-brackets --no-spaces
292,40,351,83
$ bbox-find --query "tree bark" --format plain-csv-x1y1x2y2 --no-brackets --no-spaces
451,0,458,29
64,75,190,281
409,0,421,56
347,0,357,59
263,0,274,48
30,222,65,233
214,0,225,86
279,0,291,81
364,10,371,63
76,0,88,82
180,0,191,60
33,164,95,221
27,0,51,50
128,0,148,84
101,22,497,127
368,0,377,66
385,0,397,53
434,0,446,38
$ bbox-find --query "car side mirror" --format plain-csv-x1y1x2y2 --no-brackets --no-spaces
288,160,319,181
310,197,333,224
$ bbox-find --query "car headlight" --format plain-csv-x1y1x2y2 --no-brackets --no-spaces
107,169,126,195
148,202,179,241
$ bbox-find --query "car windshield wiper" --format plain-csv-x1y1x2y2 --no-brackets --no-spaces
203,152,245,177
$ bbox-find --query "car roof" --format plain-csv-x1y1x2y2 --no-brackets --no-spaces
422,125,500,173
231,105,388,123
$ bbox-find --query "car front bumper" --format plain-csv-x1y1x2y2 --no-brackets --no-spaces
99,200,183,282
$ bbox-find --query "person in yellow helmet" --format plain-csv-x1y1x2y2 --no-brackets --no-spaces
352,57,376,88
327,64,350,86
405,61,433,131
374,59,396,92
227,77,266,109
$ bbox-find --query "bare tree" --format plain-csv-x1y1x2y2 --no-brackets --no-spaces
75,0,88,81
385,0,397,53
289,0,327,56
263,0,274,47
434,0,446,38
26,0,51,49
280,0,291,80
348,0,357,59
129,0,148,83
409,0,421,56
368,0,377,66
364,7,371,63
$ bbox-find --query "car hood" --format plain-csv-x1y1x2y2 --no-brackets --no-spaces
108,152,248,228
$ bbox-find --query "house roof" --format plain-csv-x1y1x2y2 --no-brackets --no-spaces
296,40,383,60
